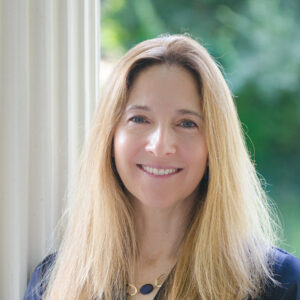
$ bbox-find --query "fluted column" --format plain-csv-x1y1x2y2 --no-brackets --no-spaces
0,0,100,298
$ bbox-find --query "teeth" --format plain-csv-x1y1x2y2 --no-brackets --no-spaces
141,165,178,176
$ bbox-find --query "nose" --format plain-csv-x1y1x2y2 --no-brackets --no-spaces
145,126,177,157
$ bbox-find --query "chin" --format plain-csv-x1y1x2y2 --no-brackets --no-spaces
134,194,188,210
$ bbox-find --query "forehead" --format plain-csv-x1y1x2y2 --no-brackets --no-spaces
126,64,202,111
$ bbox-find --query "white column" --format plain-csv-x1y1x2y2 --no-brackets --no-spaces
0,0,100,299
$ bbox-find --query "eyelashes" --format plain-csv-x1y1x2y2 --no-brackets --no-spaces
128,115,198,129
179,120,198,128
128,115,149,124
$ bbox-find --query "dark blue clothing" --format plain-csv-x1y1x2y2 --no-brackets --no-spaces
24,253,56,300
24,248,300,299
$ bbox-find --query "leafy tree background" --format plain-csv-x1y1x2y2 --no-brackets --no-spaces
101,0,300,257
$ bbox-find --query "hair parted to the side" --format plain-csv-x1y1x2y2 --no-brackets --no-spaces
43,34,279,300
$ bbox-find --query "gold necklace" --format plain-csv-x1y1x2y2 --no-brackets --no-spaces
127,273,167,296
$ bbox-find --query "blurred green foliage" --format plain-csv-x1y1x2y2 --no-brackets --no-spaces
101,0,300,257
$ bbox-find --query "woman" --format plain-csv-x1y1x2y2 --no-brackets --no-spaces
24,34,300,300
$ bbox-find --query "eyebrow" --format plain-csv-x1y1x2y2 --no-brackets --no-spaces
126,104,203,120
176,109,203,120
126,104,150,112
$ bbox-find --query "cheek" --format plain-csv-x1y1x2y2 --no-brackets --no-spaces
114,129,140,167
114,128,127,150
114,130,128,162
181,136,208,164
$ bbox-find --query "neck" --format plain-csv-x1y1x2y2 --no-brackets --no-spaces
133,197,194,265
129,196,196,288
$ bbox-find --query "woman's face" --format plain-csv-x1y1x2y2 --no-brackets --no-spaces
113,64,208,209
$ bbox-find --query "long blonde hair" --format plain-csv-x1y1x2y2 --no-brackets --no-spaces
43,34,279,300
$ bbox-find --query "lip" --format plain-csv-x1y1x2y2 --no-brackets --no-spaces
137,164,183,177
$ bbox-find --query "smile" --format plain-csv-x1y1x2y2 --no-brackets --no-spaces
137,164,182,176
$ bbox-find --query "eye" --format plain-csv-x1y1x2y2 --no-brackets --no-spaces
179,120,198,128
128,115,148,124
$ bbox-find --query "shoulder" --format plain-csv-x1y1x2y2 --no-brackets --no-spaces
23,253,56,300
273,247,300,281
261,247,300,300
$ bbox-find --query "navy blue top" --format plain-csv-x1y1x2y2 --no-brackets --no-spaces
24,248,300,299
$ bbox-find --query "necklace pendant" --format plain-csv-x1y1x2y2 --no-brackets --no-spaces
140,283,154,295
